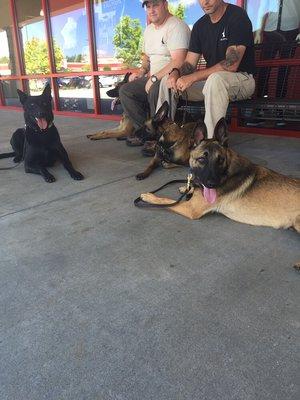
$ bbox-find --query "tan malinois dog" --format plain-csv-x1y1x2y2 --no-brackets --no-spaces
141,119,300,266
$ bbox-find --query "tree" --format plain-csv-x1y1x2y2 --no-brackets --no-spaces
24,38,64,74
168,3,186,20
113,16,143,68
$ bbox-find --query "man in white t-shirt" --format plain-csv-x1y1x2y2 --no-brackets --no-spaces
119,0,190,147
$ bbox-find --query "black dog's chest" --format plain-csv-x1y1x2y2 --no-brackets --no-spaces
24,125,60,165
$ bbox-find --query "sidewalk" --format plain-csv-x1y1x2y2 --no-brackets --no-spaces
0,110,299,400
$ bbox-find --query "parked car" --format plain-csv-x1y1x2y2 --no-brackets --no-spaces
98,75,119,88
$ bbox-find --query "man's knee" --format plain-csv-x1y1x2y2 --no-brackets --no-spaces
119,82,132,101
203,72,228,95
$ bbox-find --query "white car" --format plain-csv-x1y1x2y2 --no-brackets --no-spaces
99,75,118,88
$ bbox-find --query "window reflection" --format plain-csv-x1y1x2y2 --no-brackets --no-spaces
0,1,19,76
49,0,90,73
58,75,94,113
98,74,123,115
2,80,23,107
28,78,51,96
15,0,50,75
93,0,145,70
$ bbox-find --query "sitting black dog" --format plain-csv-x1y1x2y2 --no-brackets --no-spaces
0,84,84,183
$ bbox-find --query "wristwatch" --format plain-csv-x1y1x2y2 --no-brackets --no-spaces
150,75,158,83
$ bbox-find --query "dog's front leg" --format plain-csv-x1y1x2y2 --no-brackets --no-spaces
55,143,84,180
140,189,210,220
25,164,56,183
136,155,161,180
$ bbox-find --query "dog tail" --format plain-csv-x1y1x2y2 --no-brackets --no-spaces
0,151,15,159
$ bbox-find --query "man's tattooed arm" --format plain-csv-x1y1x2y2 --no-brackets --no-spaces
220,46,241,70
180,61,196,76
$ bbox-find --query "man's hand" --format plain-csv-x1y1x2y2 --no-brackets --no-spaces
176,75,194,92
128,72,140,82
167,70,180,91
254,30,263,44
145,78,153,94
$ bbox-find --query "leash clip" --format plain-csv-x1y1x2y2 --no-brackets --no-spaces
186,173,193,192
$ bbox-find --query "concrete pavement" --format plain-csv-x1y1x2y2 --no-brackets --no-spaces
0,110,299,400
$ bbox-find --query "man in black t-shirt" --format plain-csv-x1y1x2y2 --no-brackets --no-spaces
157,0,256,138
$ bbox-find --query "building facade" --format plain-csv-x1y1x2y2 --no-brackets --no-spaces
0,0,298,134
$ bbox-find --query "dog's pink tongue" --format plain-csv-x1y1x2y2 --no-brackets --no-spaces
203,185,217,204
36,118,47,130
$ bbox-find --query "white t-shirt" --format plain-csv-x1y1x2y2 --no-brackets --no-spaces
142,16,191,75
256,0,300,32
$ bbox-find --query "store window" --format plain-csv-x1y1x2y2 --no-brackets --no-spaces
57,75,94,113
2,80,23,107
15,0,50,76
93,0,146,71
0,1,19,76
49,0,90,73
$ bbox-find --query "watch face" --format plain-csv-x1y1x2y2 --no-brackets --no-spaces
151,75,157,83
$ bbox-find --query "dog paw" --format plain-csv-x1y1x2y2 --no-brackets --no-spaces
141,193,157,203
136,172,147,180
178,185,186,194
44,174,56,183
71,171,84,180
87,133,104,140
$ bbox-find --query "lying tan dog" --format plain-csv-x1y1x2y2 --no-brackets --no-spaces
136,101,197,180
87,114,134,141
141,118,300,242
87,73,134,140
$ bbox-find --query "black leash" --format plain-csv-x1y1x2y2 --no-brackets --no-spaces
134,173,193,208
180,90,188,127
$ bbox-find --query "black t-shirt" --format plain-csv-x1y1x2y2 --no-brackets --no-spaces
189,4,256,74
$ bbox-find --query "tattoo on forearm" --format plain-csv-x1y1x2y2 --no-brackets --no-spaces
180,62,195,76
220,47,240,70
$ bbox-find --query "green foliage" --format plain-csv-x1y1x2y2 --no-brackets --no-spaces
24,38,64,74
0,56,9,63
113,16,143,68
103,65,112,71
168,3,186,20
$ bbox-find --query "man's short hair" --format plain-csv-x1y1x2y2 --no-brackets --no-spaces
142,0,166,8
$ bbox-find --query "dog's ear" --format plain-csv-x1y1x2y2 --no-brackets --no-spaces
42,83,52,99
214,118,228,147
17,89,28,105
124,72,131,83
192,120,207,145
153,101,169,125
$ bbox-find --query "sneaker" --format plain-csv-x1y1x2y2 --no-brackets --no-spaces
141,141,157,157
126,136,144,146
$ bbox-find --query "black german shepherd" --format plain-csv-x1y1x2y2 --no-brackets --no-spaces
0,84,84,183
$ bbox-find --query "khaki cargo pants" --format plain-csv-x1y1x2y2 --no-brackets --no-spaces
156,71,255,138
